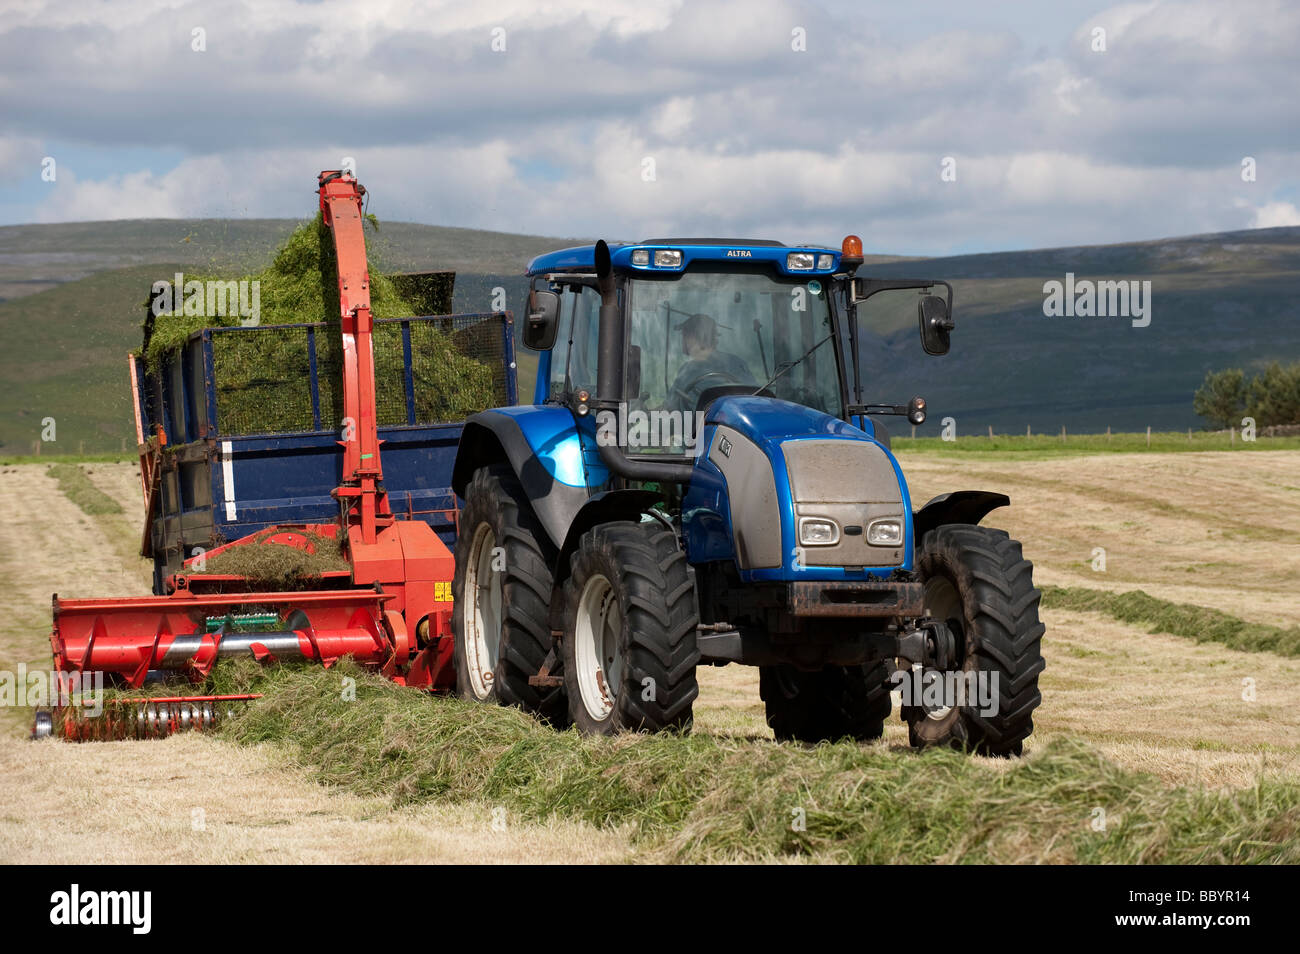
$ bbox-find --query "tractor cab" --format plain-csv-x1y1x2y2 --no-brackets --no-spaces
522,236,950,457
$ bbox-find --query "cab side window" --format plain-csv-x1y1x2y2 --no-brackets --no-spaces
547,284,600,399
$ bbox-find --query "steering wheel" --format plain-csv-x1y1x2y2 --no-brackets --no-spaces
671,369,744,410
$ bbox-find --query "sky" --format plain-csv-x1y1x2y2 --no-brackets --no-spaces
1,0,1297,255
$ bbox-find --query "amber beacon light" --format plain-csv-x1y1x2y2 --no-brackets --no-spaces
841,234,864,269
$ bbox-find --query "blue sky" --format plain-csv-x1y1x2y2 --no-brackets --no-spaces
1,0,1296,255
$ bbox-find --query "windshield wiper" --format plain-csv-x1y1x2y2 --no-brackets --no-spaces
753,332,834,395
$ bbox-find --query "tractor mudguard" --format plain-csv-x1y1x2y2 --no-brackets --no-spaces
452,409,595,549
912,490,1010,542
553,489,664,584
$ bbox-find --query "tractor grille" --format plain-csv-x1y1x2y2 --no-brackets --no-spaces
781,438,906,567
210,314,511,436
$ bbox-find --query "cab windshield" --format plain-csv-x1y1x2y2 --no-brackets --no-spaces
626,266,843,424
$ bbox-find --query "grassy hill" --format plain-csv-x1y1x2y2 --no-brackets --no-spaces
863,228,1300,435
0,218,591,302
1,221,1297,453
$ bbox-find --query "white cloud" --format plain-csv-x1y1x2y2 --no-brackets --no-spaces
0,0,1296,253
1248,201,1300,229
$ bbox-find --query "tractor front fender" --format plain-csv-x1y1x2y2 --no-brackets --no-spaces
912,490,1010,544
553,489,664,587
452,411,592,550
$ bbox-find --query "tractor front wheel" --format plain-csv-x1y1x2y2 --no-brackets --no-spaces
561,521,699,735
907,524,1045,756
452,465,568,726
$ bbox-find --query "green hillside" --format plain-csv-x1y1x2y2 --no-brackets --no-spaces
2,265,167,454
1,221,1297,453
0,218,589,303
863,228,1300,435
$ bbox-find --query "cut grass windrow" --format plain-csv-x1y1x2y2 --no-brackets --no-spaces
1041,585,1300,657
209,661,1300,863
46,463,122,516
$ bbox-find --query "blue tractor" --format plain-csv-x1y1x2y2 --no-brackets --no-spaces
450,236,1044,754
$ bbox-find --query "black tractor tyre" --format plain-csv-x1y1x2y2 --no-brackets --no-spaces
560,521,699,735
908,523,1045,756
760,662,892,743
452,464,568,726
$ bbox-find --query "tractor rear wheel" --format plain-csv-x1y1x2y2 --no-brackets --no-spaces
560,521,699,735
908,524,1045,756
452,465,568,726
760,662,892,743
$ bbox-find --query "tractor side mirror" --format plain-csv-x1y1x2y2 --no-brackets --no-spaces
523,290,560,350
918,295,953,356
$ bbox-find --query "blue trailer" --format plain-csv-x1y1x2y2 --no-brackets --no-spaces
133,310,517,594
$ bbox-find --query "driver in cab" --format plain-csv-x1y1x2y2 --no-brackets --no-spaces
667,313,753,412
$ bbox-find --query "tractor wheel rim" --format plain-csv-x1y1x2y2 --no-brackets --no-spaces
921,575,965,721
464,523,502,699
574,573,622,722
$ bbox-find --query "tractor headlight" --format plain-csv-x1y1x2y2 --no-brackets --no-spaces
816,253,833,270
653,249,682,268
867,519,902,545
799,517,839,546
787,252,815,271
631,249,650,266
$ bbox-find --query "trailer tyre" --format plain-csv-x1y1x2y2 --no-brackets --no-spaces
760,662,892,743
909,524,1045,756
561,521,699,735
452,465,567,726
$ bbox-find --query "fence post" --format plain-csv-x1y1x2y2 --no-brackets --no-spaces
1147,425,1151,448
988,425,993,440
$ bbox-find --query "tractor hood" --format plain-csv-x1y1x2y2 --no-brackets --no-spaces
703,394,880,449
683,395,914,581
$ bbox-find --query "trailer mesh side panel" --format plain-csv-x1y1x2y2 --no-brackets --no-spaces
212,325,317,435
210,315,508,436
408,316,510,424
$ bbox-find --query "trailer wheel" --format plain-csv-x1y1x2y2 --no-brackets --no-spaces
909,524,1045,756
760,662,892,743
452,465,567,726
561,521,699,735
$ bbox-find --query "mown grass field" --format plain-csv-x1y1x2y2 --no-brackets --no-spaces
1,446,1298,863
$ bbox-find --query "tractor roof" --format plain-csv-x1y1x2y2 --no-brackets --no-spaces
526,239,841,277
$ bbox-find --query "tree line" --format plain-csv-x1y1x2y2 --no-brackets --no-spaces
1193,361,1300,429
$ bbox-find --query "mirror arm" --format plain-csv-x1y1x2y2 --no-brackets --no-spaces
848,395,927,426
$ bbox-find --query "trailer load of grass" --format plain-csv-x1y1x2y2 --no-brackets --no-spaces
143,214,496,434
